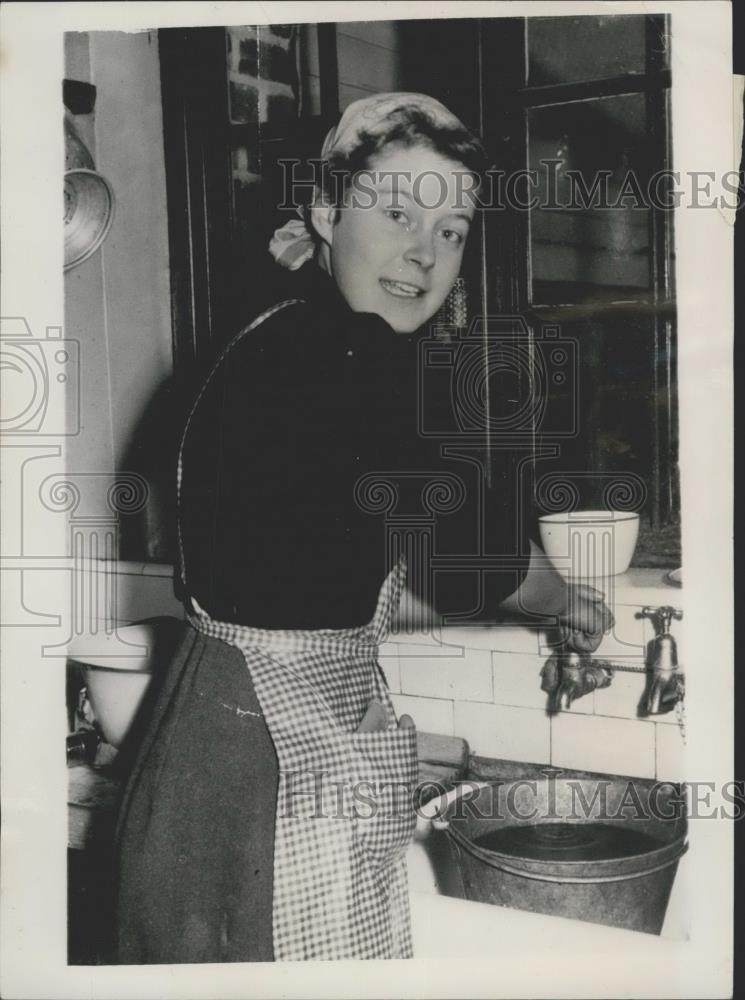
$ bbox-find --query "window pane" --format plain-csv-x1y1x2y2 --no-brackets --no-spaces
532,313,680,567
528,93,652,305
227,25,297,124
527,15,647,87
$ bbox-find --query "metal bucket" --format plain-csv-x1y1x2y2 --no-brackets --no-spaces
442,775,687,935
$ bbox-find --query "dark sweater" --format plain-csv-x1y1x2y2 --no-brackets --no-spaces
179,264,530,628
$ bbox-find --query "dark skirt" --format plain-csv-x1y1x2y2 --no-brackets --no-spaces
114,623,279,964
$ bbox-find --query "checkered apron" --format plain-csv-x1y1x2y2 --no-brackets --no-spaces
176,301,418,961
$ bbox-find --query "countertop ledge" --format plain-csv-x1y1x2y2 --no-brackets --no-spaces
390,568,682,654
92,563,682,656
91,563,681,594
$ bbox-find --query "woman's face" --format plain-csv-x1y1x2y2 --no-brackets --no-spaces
315,144,477,334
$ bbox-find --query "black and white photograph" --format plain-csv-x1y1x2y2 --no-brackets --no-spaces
0,2,737,997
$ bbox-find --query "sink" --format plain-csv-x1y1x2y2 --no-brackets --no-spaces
67,618,183,747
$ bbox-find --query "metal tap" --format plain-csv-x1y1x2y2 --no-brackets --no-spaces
554,650,586,711
639,606,684,715
543,648,613,712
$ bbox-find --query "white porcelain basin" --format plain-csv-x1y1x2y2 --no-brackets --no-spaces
67,624,159,747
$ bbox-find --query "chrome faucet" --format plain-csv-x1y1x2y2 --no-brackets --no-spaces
639,606,684,715
542,648,613,712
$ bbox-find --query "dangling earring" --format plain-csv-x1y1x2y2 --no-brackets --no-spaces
438,276,468,329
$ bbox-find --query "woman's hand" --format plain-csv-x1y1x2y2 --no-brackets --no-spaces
356,701,416,733
499,541,614,653
558,582,614,653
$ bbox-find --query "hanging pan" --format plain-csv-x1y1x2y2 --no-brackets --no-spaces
64,113,115,271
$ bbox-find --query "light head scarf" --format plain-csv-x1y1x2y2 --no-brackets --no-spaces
268,92,475,271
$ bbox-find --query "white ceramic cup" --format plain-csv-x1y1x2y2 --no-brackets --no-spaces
538,510,640,579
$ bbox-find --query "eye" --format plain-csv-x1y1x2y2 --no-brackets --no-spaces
384,208,409,225
440,227,465,245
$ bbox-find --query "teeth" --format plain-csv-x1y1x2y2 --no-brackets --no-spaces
381,279,422,298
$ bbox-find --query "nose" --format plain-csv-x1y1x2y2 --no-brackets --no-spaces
403,232,435,270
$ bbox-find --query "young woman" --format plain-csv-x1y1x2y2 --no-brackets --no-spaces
114,93,612,965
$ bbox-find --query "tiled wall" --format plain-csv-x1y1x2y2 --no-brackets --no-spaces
106,564,685,784
382,595,686,784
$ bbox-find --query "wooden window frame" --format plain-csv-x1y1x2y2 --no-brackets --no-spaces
477,15,679,537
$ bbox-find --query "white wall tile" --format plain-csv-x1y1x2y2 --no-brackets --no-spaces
594,603,647,662
377,641,400,694
655,722,687,782
593,664,647,719
551,713,656,779
453,702,550,764
400,649,492,702
391,694,453,736
399,657,448,700
397,636,465,656
653,705,684,726
492,653,549,710
444,625,544,655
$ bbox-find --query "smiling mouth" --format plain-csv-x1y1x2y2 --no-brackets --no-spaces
379,278,426,299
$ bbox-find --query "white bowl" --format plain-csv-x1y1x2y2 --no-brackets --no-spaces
538,510,640,579
68,624,158,748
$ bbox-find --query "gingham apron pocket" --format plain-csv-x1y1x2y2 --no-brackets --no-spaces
348,727,418,872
